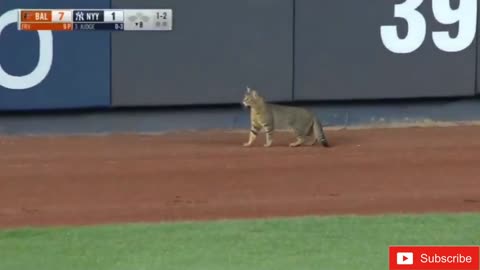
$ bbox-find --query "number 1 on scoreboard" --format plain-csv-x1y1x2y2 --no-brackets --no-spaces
104,10,124,23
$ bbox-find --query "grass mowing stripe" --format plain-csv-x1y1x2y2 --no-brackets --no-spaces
0,213,479,270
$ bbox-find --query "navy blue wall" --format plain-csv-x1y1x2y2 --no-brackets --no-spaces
0,0,110,110
0,0,479,111
294,0,476,101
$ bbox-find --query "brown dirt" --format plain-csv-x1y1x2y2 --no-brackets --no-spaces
1,126,480,228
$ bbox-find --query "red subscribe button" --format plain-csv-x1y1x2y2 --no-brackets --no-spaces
389,246,480,270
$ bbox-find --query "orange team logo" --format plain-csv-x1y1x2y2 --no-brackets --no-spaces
22,13,31,20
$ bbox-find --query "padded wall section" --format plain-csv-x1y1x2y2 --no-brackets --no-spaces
294,0,476,101
111,0,293,106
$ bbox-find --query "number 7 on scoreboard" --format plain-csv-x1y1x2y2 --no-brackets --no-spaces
51,10,72,23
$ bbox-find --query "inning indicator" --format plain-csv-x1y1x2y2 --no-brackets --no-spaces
18,9,172,32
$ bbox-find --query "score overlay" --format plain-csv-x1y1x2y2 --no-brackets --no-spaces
18,9,173,31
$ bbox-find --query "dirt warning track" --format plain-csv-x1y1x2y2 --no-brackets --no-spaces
0,126,480,228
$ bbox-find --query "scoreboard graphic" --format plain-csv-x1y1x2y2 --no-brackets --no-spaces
17,9,173,31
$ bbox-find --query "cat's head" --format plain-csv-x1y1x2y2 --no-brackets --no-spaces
242,86,264,108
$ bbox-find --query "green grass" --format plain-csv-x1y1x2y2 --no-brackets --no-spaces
0,213,479,270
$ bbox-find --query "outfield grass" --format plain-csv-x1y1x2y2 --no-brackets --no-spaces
0,213,479,270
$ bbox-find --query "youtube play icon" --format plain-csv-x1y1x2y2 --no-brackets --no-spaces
397,252,413,265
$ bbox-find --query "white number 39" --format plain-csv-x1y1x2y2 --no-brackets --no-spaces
380,0,477,53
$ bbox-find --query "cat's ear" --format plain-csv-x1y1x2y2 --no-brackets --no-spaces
246,86,251,93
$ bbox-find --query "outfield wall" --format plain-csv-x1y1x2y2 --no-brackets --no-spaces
0,0,478,111
0,0,111,110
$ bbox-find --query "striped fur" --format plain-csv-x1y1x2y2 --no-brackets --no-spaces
242,87,329,147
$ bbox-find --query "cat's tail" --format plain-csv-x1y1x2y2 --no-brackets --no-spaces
313,119,329,147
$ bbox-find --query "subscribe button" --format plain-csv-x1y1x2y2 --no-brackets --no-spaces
389,246,480,270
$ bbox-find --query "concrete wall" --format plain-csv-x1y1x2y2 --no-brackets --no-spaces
0,0,478,110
